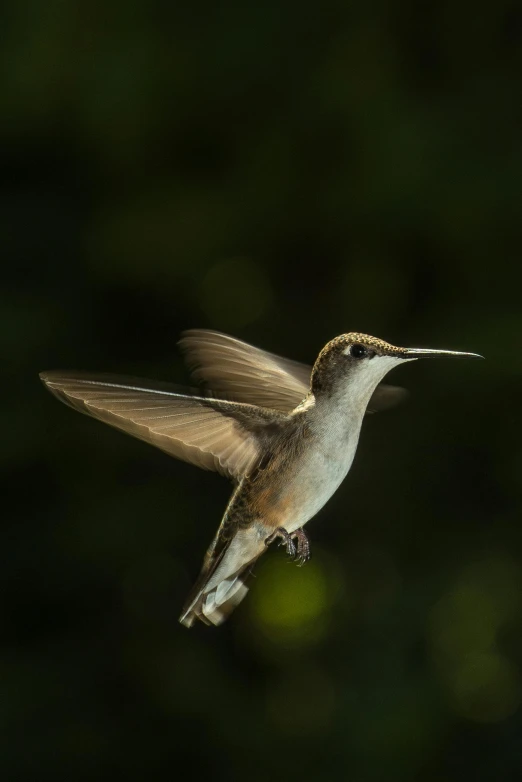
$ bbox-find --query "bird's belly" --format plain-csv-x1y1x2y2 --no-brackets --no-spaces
262,442,357,533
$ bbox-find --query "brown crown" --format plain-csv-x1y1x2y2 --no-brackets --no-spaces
311,333,408,388
319,333,407,361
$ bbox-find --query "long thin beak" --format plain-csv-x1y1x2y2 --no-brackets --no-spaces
402,348,484,359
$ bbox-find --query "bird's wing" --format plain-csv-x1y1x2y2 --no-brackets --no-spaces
179,329,407,413
40,371,283,480
179,330,313,412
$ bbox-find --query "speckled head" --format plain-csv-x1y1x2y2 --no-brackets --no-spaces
311,332,482,398
324,333,409,359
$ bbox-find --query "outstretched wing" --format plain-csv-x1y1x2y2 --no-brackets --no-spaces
40,371,283,480
179,329,407,413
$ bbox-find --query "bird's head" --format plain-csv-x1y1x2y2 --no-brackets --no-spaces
310,332,482,404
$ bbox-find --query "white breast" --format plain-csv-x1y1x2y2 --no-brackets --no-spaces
282,409,364,533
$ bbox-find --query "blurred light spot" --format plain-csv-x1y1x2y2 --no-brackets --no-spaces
429,585,498,661
449,652,521,723
460,557,522,624
265,665,336,735
429,554,522,664
428,554,522,723
199,257,273,328
247,551,342,647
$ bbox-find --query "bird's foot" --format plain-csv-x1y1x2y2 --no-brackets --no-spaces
293,527,311,566
265,527,296,558
265,527,310,565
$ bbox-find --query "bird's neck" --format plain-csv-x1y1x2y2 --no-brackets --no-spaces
315,374,380,415
302,382,375,442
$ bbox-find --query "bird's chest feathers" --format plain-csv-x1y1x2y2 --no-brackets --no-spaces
257,407,364,529
298,413,362,503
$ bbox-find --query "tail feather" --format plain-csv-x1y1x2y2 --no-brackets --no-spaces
203,577,249,625
179,525,266,628
179,568,253,628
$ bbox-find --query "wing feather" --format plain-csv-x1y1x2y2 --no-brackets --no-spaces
179,330,310,412
39,371,281,479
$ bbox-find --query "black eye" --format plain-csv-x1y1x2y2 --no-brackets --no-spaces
349,343,369,359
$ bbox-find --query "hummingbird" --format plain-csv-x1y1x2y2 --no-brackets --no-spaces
40,330,482,627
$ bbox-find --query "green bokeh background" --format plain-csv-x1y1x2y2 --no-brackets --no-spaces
2,2,522,780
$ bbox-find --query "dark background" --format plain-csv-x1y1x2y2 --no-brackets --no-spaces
2,2,522,781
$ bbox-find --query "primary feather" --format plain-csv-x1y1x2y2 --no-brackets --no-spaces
39,371,283,480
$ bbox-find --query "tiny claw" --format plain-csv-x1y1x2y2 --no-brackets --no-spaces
293,528,311,566
265,527,310,564
266,527,296,558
